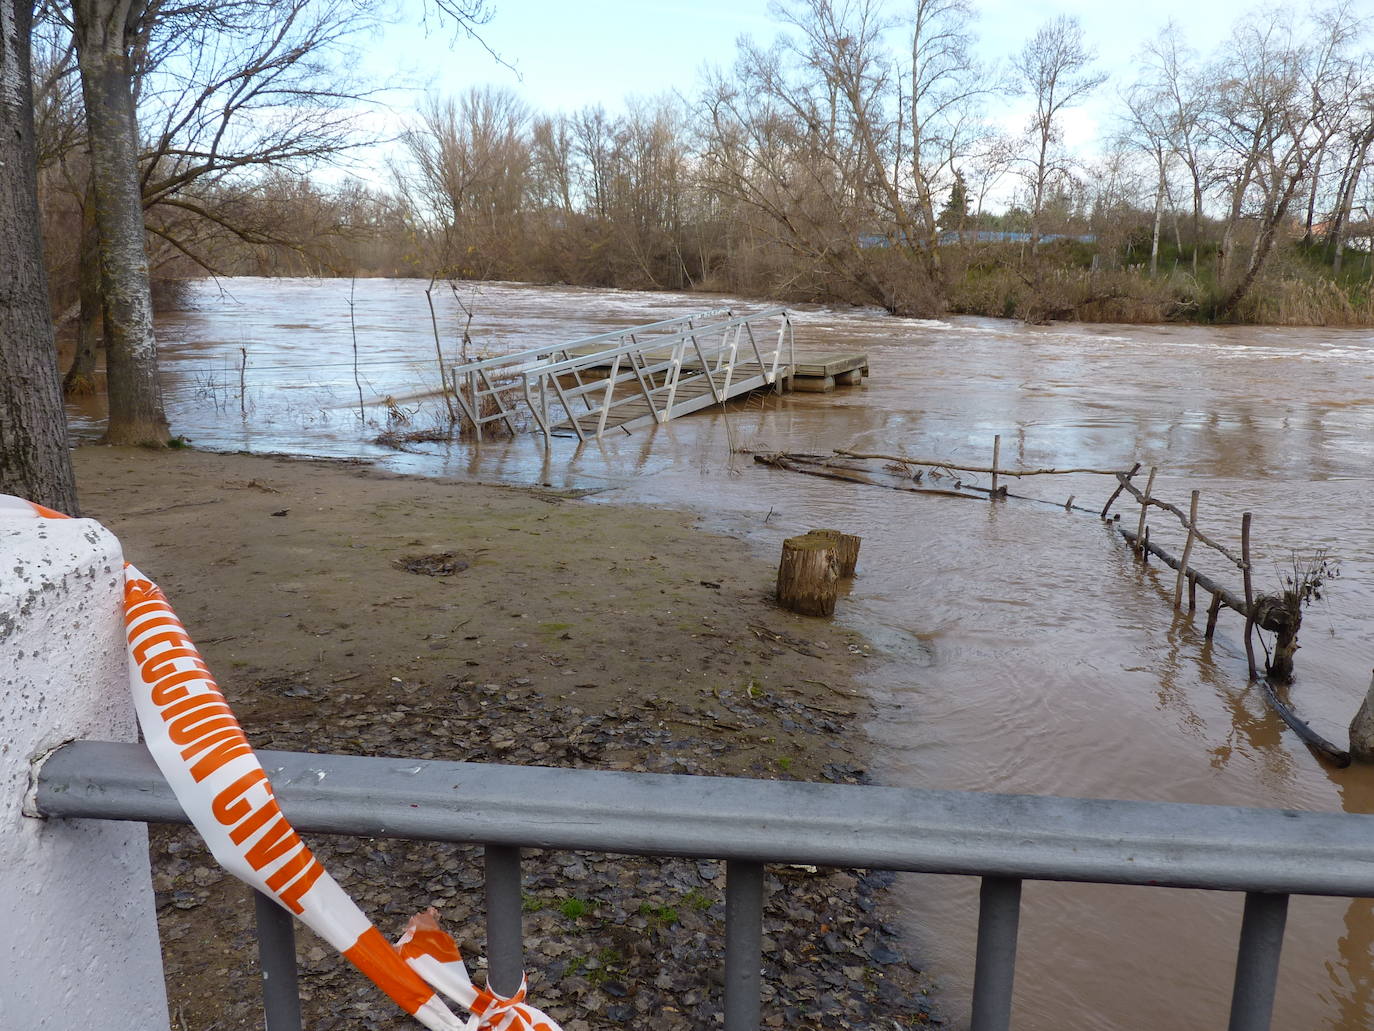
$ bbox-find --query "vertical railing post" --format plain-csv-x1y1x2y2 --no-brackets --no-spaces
1226,892,1289,1031
485,844,524,997
254,890,303,1031
724,860,765,1031
970,876,1022,1031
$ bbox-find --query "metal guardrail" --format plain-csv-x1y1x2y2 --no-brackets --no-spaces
36,740,1373,1031
447,310,734,441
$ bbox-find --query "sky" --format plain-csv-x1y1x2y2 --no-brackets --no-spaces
362,0,1264,130
344,0,1362,200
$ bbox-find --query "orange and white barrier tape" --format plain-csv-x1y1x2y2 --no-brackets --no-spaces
5,495,560,1031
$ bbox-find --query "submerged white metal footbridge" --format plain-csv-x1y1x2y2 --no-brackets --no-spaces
447,308,867,447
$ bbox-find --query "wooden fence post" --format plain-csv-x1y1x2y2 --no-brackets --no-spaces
1205,592,1223,639
1135,467,1157,558
1241,512,1257,680
1174,490,1200,611
991,435,1001,497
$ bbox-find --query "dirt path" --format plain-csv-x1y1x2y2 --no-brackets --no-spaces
72,445,936,1030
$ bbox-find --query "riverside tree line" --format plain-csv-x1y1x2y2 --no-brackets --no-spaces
4,0,1374,503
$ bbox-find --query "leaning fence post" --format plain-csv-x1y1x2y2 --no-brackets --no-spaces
1205,592,1224,640
1242,513,1257,680
1100,462,1141,519
1135,467,1157,558
1174,490,1200,611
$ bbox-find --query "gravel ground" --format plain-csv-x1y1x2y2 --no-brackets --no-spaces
73,446,942,1030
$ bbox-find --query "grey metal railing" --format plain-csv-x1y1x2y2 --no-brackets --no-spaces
34,740,1374,1031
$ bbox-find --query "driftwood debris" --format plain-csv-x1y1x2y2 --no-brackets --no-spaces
753,454,979,500
1261,679,1350,767
777,534,839,617
755,454,1103,513
836,449,1129,478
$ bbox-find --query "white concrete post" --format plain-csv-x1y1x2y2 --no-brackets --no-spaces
2,513,170,1030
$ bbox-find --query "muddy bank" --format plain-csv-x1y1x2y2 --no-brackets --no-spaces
72,445,938,1030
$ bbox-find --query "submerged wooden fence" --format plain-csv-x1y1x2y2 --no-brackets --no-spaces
755,438,1351,766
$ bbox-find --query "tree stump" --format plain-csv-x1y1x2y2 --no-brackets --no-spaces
1350,671,1374,762
777,535,839,616
803,528,862,576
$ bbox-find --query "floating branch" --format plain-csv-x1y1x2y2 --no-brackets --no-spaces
752,454,980,500
1261,679,1350,768
836,449,1129,478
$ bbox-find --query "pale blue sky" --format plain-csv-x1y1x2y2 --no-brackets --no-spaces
344,0,1347,195
366,0,1259,119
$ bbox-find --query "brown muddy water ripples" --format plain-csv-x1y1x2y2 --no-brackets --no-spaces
68,278,1374,1030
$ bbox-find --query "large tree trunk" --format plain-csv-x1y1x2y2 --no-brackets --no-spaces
0,0,80,513
63,189,103,396
72,0,169,445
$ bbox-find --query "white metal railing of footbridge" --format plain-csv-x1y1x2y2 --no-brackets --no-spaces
448,309,795,447
33,738,1374,1031
447,310,734,441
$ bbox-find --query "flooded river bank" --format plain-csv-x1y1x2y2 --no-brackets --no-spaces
69,278,1374,1029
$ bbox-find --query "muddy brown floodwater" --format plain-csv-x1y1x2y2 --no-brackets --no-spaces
70,278,1374,1030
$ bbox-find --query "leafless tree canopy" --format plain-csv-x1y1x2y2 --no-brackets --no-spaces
22,0,1374,342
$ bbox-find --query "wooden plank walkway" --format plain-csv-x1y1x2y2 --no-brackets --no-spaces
791,351,869,392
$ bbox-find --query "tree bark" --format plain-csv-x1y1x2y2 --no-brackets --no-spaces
0,0,80,513
63,188,103,395
804,529,861,577
1349,670,1374,762
72,0,169,445
776,535,839,617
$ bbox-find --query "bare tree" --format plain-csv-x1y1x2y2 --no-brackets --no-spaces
1207,5,1358,317
398,85,532,274
71,0,169,445
2,0,79,510
1013,15,1105,253
1139,24,1209,274
700,0,977,314
1120,79,1176,275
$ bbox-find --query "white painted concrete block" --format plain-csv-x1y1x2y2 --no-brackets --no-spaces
1,514,170,1031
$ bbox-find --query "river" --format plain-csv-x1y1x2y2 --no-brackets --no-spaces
67,277,1374,1029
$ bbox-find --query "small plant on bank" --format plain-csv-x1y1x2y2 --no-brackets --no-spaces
637,901,680,925
521,892,547,913
680,888,714,912
558,896,591,920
